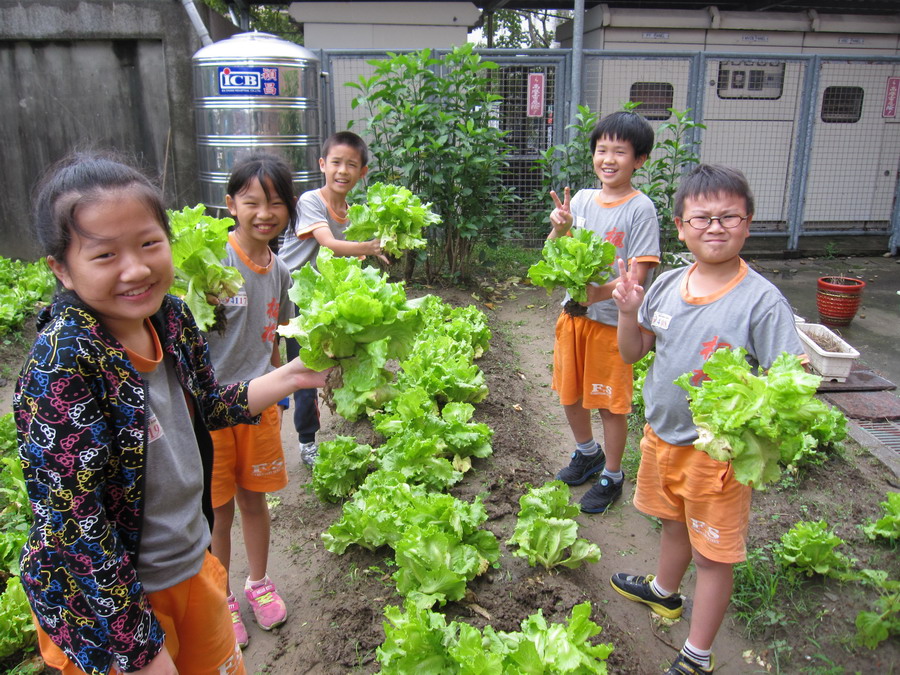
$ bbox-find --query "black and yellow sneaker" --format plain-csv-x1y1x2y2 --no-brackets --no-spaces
609,573,683,619
666,652,715,674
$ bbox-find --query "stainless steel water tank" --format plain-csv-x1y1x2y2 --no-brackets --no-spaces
192,32,321,209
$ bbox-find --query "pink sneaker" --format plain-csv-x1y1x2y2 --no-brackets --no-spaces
227,594,249,649
244,577,287,630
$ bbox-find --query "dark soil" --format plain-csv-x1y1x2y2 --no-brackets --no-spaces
3,283,899,674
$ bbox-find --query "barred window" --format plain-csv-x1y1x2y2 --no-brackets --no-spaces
717,61,784,100
821,86,864,123
629,82,673,120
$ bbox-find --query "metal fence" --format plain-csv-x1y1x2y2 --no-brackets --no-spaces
320,48,900,252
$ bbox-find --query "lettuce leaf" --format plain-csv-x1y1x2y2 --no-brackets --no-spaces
278,249,426,420
676,348,848,489
507,481,602,571
311,435,375,503
167,204,244,331
345,182,441,256
527,228,617,303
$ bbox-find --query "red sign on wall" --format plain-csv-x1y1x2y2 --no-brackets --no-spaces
883,77,900,118
527,73,545,118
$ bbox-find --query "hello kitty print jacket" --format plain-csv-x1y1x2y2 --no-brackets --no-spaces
14,293,255,675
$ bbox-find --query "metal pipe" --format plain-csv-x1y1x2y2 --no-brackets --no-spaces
180,0,212,47
569,0,584,139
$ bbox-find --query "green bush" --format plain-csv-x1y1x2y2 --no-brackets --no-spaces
348,44,515,281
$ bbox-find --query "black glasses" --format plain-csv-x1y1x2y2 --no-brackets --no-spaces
684,215,748,230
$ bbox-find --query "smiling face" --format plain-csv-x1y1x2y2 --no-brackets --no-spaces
592,135,646,195
319,143,367,197
226,175,290,247
47,191,174,342
676,191,752,266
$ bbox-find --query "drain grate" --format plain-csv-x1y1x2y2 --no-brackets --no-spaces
855,419,900,455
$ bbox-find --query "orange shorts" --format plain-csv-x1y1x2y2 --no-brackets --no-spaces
634,425,752,564
551,313,632,413
35,551,245,675
211,404,288,507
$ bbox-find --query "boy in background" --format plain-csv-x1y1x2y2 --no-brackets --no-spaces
278,131,387,465
610,164,805,674
548,110,660,513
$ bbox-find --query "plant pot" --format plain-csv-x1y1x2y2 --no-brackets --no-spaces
816,276,866,327
796,323,860,382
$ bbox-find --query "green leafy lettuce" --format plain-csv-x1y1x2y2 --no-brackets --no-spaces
345,182,441,256
418,294,492,359
311,435,375,503
278,249,427,420
167,204,244,331
396,335,488,406
377,600,613,673
507,481,602,571
775,520,853,578
0,256,55,336
863,492,900,542
675,348,847,489
527,228,617,303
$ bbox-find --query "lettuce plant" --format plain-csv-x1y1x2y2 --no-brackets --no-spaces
507,481,602,571
345,182,441,257
167,204,243,331
418,295,492,359
311,436,375,503
397,335,488,406
527,228,617,304
863,491,900,542
278,249,427,420
775,520,853,578
377,600,613,673
675,348,847,489
0,256,55,336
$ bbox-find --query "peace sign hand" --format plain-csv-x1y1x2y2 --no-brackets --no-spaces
549,187,573,234
612,257,645,314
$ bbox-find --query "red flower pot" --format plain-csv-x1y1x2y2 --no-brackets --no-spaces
816,276,866,327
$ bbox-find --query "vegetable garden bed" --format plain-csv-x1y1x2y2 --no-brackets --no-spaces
1,281,898,674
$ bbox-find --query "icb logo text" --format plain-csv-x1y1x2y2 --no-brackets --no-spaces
218,66,279,96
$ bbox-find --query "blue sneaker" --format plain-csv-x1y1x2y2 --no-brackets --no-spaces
555,449,605,485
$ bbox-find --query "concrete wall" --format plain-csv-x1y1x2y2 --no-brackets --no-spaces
0,0,206,260
289,1,479,48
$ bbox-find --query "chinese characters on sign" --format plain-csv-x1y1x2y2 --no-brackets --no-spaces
218,66,280,96
883,77,899,118
527,73,545,118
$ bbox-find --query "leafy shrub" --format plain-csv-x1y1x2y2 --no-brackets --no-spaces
348,44,515,281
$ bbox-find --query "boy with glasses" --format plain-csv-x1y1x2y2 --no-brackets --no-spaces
609,164,804,674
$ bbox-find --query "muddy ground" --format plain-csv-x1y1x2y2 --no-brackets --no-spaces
2,281,898,674
231,283,900,675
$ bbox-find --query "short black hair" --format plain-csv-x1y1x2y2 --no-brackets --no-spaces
674,164,755,217
226,152,297,225
589,111,655,158
321,130,368,167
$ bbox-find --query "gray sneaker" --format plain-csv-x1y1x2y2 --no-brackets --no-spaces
299,441,318,466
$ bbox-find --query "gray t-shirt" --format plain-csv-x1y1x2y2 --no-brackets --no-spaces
278,188,348,272
639,260,805,446
205,235,293,384
565,189,660,326
137,353,208,592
